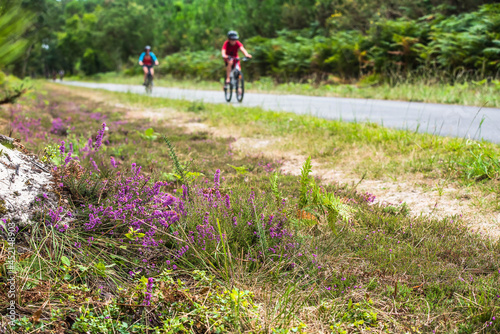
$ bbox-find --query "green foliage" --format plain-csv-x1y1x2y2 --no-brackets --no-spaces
136,127,159,141
0,71,25,104
154,271,258,333
327,299,380,333
0,2,33,68
298,156,313,210
162,4,500,81
228,164,249,175
160,50,221,81
72,302,135,333
270,172,283,205
10,0,500,79
162,135,194,198
298,157,352,231
125,226,146,240
422,4,500,76
382,202,410,216
452,141,500,181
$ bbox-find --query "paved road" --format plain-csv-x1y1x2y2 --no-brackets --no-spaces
61,81,500,143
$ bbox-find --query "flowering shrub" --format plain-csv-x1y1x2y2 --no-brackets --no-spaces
45,124,311,280
9,104,45,144
50,117,70,136
7,95,500,333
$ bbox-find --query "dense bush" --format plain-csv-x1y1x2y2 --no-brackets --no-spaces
161,4,500,82
10,0,500,79
421,4,500,76
159,50,222,81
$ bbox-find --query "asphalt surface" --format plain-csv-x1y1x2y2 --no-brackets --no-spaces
61,81,500,143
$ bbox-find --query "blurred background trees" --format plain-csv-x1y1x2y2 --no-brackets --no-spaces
2,0,499,81
0,0,34,104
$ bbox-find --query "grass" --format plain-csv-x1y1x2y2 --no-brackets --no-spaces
66,71,500,108
53,83,500,214
0,83,499,333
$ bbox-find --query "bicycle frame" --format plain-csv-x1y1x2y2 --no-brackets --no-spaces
224,56,248,102
226,56,248,79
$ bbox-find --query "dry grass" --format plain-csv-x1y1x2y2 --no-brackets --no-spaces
3,83,498,333
43,83,500,239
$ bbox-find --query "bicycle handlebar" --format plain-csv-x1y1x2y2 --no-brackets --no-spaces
224,56,251,61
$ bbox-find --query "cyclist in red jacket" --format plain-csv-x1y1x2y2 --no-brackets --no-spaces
221,31,252,85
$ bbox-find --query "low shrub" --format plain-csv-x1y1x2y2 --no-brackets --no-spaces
159,4,500,82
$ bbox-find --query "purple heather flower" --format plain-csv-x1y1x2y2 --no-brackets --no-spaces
64,152,72,165
214,169,221,188
59,141,65,154
110,156,117,168
181,184,188,201
90,158,100,172
51,118,65,134
95,122,106,150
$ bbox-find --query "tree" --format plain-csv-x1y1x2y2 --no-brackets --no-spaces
0,1,33,68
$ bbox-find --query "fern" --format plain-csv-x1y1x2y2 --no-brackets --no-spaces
314,187,352,232
270,172,282,205
299,156,313,210
162,135,190,198
297,157,352,233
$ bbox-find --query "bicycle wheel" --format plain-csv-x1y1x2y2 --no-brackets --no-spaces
145,74,153,94
236,72,244,102
224,82,232,102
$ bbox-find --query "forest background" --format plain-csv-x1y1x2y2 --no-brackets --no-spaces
2,1,500,333
2,0,500,85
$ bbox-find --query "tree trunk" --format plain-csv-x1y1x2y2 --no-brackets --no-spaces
21,43,33,78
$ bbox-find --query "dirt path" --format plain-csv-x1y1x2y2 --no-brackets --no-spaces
48,84,500,239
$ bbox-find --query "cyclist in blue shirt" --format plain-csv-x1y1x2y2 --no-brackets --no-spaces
138,46,159,85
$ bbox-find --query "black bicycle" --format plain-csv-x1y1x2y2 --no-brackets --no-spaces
144,66,154,94
224,57,249,102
